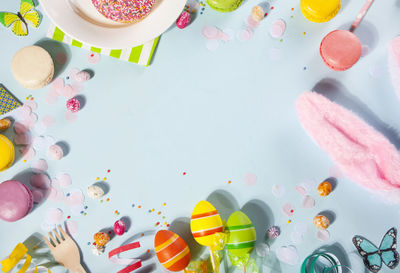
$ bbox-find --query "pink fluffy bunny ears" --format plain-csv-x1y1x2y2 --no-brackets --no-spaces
389,36,400,100
296,92,400,203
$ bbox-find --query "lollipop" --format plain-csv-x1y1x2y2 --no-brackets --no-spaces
226,211,257,273
155,230,191,272
190,200,224,272
320,0,374,71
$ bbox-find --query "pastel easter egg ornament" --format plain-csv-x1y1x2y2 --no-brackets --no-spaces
154,230,191,272
0,134,15,172
190,200,223,246
191,200,223,272
226,211,257,258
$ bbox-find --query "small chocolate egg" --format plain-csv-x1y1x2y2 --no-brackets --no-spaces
317,181,332,196
313,215,329,230
114,220,126,236
0,119,11,132
93,232,110,247
251,6,264,22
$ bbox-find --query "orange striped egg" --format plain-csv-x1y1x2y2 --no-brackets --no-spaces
190,200,223,246
154,230,191,272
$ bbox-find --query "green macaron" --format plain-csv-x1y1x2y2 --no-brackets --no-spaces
206,0,243,12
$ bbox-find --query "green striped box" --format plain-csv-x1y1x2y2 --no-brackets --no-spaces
47,23,159,66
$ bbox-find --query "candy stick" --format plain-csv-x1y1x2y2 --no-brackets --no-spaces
243,264,246,273
350,0,375,32
209,248,216,271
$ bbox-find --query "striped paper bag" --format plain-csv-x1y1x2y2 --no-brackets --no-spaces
47,23,159,66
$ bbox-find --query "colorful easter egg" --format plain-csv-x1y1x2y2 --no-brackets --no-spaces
226,211,257,257
155,230,191,272
313,215,330,229
317,181,332,196
190,200,223,246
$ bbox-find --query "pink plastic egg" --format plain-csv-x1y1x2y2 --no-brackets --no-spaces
114,220,126,236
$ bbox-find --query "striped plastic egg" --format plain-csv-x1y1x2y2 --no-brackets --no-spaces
190,200,223,246
226,211,257,257
154,230,191,272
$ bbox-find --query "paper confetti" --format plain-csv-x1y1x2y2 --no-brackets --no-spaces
0,85,22,115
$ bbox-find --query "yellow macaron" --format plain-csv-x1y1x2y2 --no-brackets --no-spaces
300,0,341,23
0,134,15,172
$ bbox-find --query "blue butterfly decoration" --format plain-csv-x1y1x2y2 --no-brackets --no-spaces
352,227,399,273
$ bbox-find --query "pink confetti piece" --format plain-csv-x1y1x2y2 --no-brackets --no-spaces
65,111,78,123
30,173,51,189
296,186,307,196
222,28,235,41
66,220,78,234
300,180,316,192
206,40,219,51
31,159,48,173
272,184,286,197
290,231,303,245
237,28,253,42
32,189,44,203
68,68,80,80
246,16,259,29
269,19,286,38
20,146,35,160
55,188,65,202
202,26,220,40
282,203,294,216
71,81,83,94
88,52,100,64
24,101,37,111
65,190,84,207
42,115,55,128
294,223,308,234
51,178,60,188
45,208,64,224
45,91,58,105
51,78,65,94
14,122,29,135
218,31,230,42
61,85,78,99
34,123,46,135
276,246,299,265
362,44,370,57
32,136,46,150
58,173,72,188
55,52,67,65
302,195,315,209
17,105,32,120
269,47,282,61
47,187,57,201
14,133,31,145
244,173,257,186
26,113,38,129
317,229,330,242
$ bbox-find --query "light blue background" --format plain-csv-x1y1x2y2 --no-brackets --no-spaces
1,0,400,272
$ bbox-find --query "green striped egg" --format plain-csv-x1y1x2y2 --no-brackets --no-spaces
226,211,257,257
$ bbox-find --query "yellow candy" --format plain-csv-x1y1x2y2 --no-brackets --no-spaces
317,181,332,196
93,232,110,247
313,215,329,229
251,6,264,22
0,118,11,131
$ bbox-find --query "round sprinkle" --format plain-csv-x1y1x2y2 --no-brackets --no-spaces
66,193,70,197
106,198,110,201
138,205,141,208
107,170,111,173
67,216,71,219
148,209,151,213
103,177,107,181
132,204,135,207
108,231,112,234
84,206,88,209
151,209,154,212
100,200,103,203
288,220,292,224
87,242,91,245
183,172,187,175
96,177,100,180
83,213,87,216
228,181,231,184
146,249,150,253
141,233,144,237
158,211,161,215
162,203,166,206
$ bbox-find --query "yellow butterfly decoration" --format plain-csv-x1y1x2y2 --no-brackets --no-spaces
0,0,41,36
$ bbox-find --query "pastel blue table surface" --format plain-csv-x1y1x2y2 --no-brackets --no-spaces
1,0,400,272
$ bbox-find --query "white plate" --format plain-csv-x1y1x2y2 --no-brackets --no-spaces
40,0,186,48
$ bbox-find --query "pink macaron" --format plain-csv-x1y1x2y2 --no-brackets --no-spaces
320,30,362,71
0,180,33,222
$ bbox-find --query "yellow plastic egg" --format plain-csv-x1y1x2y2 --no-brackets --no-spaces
313,215,329,229
317,181,332,196
94,232,110,247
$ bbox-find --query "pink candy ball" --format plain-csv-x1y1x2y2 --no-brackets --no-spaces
66,98,80,113
176,11,191,29
114,220,126,236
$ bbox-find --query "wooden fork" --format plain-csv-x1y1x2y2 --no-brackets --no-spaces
43,225,87,273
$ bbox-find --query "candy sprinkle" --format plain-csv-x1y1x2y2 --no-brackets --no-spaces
158,211,161,215
288,220,292,224
106,198,110,202
162,203,166,206
96,177,100,180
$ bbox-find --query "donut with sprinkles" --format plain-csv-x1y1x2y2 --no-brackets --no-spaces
92,0,156,23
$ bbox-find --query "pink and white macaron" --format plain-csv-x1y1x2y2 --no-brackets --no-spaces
92,0,156,23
